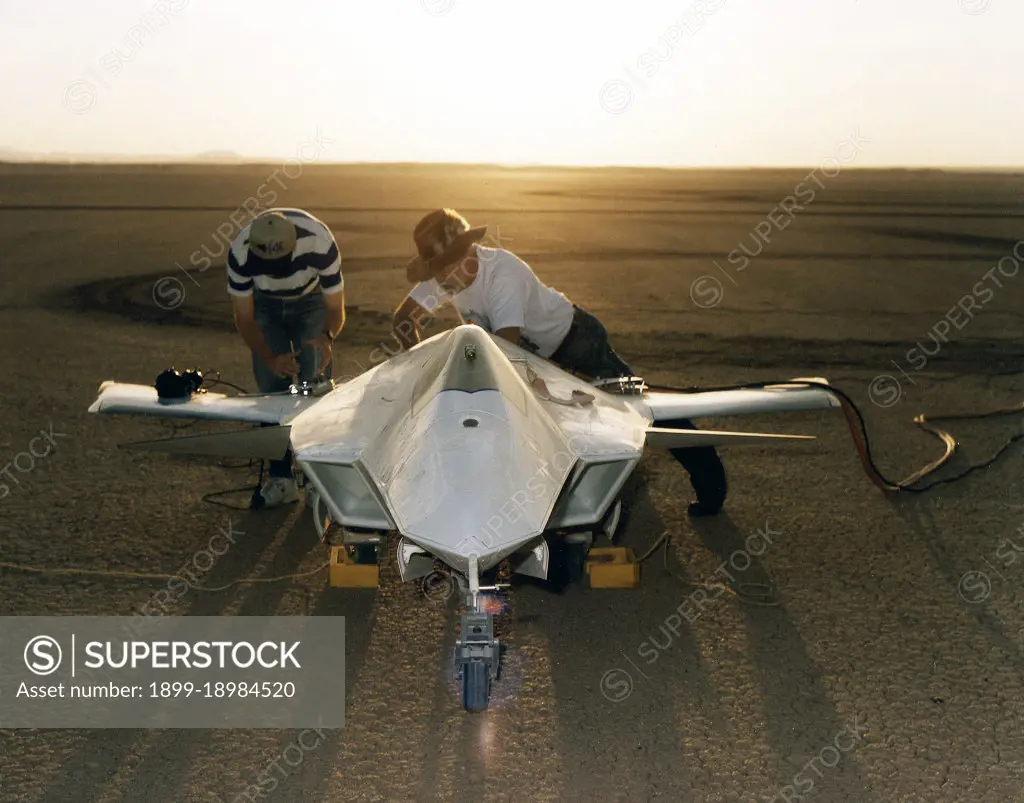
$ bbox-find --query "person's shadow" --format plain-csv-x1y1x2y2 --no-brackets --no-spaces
687,513,779,604
688,512,877,800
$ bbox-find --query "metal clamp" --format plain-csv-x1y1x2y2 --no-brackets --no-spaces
289,378,335,397
590,376,647,395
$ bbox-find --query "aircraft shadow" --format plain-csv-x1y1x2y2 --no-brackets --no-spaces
527,472,734,800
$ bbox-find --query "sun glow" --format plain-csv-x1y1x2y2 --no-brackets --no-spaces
1,0,1021,166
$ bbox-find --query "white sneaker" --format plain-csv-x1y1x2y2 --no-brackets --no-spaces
260,477,299,508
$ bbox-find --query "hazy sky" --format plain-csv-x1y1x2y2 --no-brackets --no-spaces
2,0,1021,166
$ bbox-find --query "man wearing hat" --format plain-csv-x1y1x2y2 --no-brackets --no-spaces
227,207,345,507
390,208,727,517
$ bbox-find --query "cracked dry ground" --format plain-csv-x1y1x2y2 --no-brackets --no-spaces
1,164,1023,802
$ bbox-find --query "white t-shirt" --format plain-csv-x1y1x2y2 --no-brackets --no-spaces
408,246,574,358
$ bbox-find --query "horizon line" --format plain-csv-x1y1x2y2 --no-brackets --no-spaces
2,158,1024,173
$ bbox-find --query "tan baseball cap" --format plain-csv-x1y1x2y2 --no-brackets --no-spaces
249,211,297,259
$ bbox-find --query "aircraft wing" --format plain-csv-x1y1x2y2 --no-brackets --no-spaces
87,381,316,424
636,378,840,422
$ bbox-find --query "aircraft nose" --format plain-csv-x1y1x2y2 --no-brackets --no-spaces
380,398,575,569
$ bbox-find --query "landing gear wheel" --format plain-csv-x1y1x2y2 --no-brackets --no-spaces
565,543,587,584
454,609,499,713
460,662,491,713
550,539,588,586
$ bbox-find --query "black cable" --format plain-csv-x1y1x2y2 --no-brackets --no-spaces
162,419,201,432
910,432,1024,490
205,378,252,394
201,459,266,511
148,368,270,510
641,377,1023,494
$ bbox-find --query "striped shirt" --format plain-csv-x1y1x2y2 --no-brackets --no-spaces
227,208,343,299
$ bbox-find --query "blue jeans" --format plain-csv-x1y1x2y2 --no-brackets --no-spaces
251,290,333,478
548,305,634,378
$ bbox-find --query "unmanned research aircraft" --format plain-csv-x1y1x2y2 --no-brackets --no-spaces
88,324,840,712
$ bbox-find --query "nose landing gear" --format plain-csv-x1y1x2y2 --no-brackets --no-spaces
453,555,506,712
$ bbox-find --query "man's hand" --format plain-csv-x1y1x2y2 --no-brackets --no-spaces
266,351,299,379
392,295,431,351
304,334,333,374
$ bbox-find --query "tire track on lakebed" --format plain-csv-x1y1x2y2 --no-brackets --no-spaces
46,273,1024,375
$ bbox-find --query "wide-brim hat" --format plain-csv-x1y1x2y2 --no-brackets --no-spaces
408,208,487,275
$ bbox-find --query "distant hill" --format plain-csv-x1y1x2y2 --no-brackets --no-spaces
0,148,252,164
191,151,245,162
0,147,40,161
1,147,1021,171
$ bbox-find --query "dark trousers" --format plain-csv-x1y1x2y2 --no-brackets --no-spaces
547,306,727,511
251,290,332,478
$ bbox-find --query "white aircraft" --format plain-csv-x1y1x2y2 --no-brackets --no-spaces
88,324,840,712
